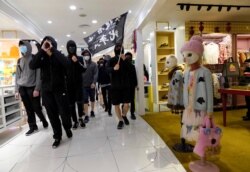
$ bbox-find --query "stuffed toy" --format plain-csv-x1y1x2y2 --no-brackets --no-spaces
165,54,184,114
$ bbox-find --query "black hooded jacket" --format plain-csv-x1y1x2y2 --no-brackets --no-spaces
98,59,111,85
29,36,69,93
66,40,86,92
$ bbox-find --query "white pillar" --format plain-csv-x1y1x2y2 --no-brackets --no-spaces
135,29,146,115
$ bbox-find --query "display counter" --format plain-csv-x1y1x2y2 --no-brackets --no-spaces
219,86,250,126
0,85,22,132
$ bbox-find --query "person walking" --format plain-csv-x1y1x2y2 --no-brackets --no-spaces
15,40,48,136
125,52,138,120
66,40,86,129
29,36,72,149
81,49,98,123
98,56,112,116
108,44,132,129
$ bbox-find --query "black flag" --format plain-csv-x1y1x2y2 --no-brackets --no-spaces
84,12,128,55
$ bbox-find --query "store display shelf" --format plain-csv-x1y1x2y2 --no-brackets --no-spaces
157,47,175,50
5,109,20,116
158,73,168,76
6,117,21,126
159,89,168,92
3,94,15,98
4,101,19,107
158,101,168,104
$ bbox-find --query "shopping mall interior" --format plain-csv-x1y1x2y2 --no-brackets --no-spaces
1,0,250,172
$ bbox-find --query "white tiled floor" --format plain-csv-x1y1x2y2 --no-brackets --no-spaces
0,107,186,172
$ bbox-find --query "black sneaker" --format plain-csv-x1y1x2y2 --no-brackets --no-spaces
131,114,136,120
117,121,124,130
108,111,112,117
43,121,49,129
52,139,61,149
122,116,130,125
79,118,86,128
72,122,79,130
90,111,95,118
66,129,73,138
84,116,89,123
25,129,38,136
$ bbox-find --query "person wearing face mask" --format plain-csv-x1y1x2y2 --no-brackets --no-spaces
66,40,87,129
107,44,132,129
125,52,138,120
180,36,213,154
81,49,98,123
29,36,72,149
15,40,48,136
98,56,112,116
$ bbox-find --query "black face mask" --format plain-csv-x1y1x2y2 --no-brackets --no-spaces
115,49,121,56
68,46,76,54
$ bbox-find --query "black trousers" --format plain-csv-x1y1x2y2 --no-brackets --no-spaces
19,86,47,130
68,88,83,123
245,96,250,117
42,91,72,140
101,86,112,113
129,87,136,114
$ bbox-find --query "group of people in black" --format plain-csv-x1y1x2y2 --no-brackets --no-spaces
15,36,138,149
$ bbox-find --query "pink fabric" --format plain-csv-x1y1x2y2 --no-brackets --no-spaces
181,36,204,57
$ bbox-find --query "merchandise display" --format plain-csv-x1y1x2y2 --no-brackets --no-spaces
202,33,232,64
0,86,22,132
152,31,175,105
0,39,20,86
180,35,220,171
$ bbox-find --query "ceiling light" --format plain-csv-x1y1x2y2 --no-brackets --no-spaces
47,20,52,24
69,5,77,10
227,6,231,11
83,31,87,34
186,4,190,11
180,4,184,10
197,5,202,11
128,10,132,14
207,5,212,11
218,5,222,12
92,20,98,24
61,45,64,48
66,34,71,37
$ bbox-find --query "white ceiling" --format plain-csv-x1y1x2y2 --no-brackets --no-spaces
0,0,155,51
1,0,250,53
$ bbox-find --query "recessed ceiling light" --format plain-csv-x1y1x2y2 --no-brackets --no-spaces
47,20,52,24
40,38,43,41
92,20,98,24
69,5,77,10
129,10,132,13
66,34,71,37
83,31,87,34
61,45,64,48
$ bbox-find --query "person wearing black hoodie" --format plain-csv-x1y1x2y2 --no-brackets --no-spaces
98,56,112,116
125,52,138,120
107,44,132,129
29,36,72,149
15,40,48,136
66,40,86,129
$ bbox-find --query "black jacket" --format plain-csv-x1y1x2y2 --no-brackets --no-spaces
98,60,111,85
29,36,69,93
129,63,138,88
107,55,132,89
66,40,86,92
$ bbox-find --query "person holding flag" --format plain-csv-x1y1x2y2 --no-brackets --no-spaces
107,44,132,129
